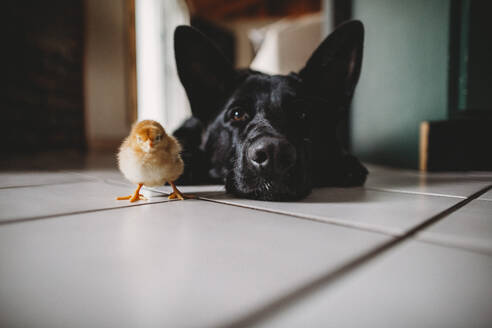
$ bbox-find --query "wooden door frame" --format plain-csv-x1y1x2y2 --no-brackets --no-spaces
126,0,138,125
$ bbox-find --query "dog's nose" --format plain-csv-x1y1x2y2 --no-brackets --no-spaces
248,137,296,173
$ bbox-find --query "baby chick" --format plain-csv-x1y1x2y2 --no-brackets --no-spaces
116,120,189,202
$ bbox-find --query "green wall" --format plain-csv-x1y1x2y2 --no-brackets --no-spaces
351,0,450,168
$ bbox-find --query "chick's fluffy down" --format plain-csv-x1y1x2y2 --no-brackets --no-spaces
118,136,184,187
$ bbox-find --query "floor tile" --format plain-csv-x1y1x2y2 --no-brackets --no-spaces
366,169,492,198
468,171,492,178
417,199,492,254
0,170,93,188
69,168,226,198
252,240,492,328
203,187,461,235
67,168,126,183
145,184,225,197
0,181,170,223
0,200,390,328
478,188,492,201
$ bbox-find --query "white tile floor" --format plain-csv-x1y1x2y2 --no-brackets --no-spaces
0,154,491,328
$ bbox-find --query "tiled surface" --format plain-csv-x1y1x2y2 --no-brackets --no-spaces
0,181,170,223
0,157,491,327
252,240,492,328
67,168,127,182
203,188,462,235
143,184,225,197
67,168,225,198
468,171,492,178
0,200,390,328
478,188,492,201
417,199,492,254
365,168,492,198
0,171,93,188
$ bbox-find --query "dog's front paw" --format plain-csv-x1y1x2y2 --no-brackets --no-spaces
337,155,368,187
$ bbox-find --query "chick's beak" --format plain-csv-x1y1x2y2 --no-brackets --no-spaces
142,140,152,152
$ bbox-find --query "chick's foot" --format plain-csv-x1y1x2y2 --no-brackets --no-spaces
168,181,194,200
116,194,146,202
116,183,147,202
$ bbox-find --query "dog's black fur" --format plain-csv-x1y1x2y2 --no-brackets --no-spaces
173,20,368,201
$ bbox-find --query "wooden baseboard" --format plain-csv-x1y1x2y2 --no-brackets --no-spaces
419,119,492,171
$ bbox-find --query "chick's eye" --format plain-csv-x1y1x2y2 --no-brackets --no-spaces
155,135,161,141
230,108,249,122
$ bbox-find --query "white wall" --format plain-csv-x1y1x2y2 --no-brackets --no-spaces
84,0,130,149
135,0,190,134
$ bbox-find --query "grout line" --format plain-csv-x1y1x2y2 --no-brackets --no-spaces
0,199,180,226
365,186,467,199
200,186,491,256
201,195,492,257
198,197,401,237
0,178,98,190
217,184,492,328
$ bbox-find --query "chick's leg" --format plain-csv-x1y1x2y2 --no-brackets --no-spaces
168,181,194,200
168,181,184,200
116,183,146,202
129,183,146,202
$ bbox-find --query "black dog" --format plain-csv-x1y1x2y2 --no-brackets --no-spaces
173,20,368,201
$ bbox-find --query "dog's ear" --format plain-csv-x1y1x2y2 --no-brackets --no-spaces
174,26,236,123
299,20,364,109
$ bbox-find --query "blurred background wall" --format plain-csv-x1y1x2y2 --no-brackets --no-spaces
349,0,491,170
1,0,85,153
1,0,490,170
351,0,450,168
84,0,132,150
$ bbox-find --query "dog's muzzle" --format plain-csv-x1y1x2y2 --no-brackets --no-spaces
246,137,297,176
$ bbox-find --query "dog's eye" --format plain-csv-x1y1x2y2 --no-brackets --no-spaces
230,108,249,122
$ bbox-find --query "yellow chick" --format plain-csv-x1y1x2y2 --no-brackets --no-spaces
116,120,189,202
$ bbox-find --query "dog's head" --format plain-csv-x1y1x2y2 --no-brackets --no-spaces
174,21,364,201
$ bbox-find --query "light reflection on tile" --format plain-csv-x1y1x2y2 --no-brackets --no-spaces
0,200,390,328
0,171,92,188
417,199,492,254
253,241,492,328
366,168,491,198
203,187,461,235
0,181,170,222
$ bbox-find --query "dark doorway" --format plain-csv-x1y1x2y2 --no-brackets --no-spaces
0,0,85,154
